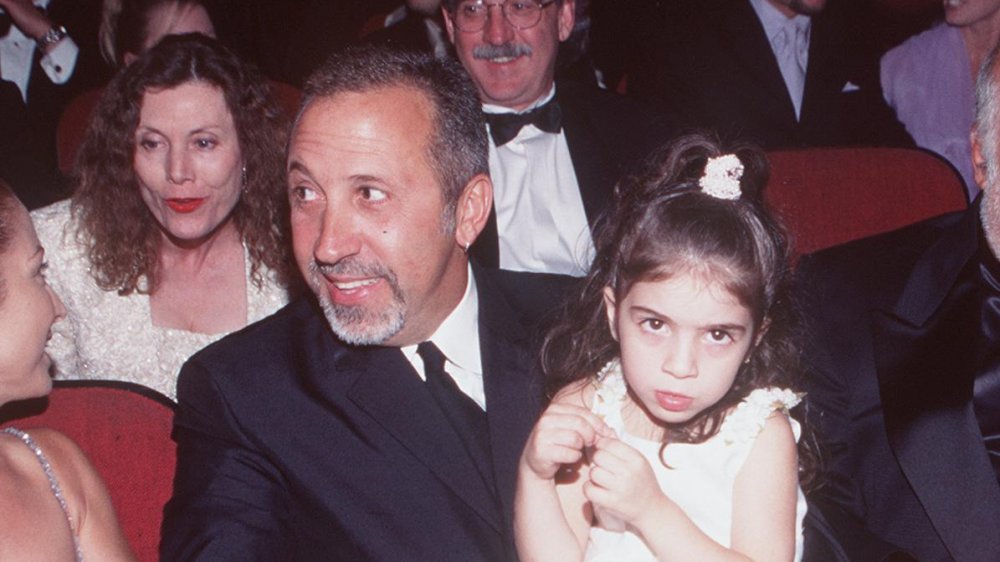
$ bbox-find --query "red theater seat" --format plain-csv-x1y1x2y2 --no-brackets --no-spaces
1,381,175,562
765,147,969,260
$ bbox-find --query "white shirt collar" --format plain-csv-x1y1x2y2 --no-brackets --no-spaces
482,83,556,116
748,0,811,40
401,264,482,375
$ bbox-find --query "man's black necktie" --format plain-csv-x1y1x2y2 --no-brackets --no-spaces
484,98,562,146
417,342,493,482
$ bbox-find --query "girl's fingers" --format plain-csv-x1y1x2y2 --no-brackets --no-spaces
543,403,614,436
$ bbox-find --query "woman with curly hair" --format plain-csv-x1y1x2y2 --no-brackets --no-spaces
31,33,293,401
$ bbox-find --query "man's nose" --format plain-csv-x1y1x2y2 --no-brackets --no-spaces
314,209,363,265
483,3,515,44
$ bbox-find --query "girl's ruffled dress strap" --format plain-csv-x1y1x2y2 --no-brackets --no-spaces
591,361,629,429
720,387,804,445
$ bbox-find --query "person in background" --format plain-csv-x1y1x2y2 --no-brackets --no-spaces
0,179,136,562
0,0,103,207
364,0,451,59
798,36,1000,562
881,0,1000,200
442,0,671,277
32,34,292,401
626,0,912,149
98,0,215,69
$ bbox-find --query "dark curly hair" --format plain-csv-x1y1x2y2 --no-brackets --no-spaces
541,132,818,489
72,33,291,295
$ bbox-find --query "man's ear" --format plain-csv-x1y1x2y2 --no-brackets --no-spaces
442,6,457,43
454,173,493,250
972,127,989,191
557,0,576,42
602,286,619,341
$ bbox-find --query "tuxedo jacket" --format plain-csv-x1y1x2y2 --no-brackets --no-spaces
471,79,673,267
21,0,105,169
160,267,574,561
363,9,446,56
627,0,911,149
0,80,65,209
798,205,1000,561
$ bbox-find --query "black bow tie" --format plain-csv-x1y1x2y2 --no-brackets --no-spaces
485,99,562,146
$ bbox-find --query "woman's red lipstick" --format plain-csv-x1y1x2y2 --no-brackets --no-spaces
165,197,205,213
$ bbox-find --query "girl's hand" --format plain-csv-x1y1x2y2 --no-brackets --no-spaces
520,403,614,481
584,436,670,527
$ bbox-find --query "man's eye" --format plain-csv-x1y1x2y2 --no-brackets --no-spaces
360,187,387,202
461,2,486,15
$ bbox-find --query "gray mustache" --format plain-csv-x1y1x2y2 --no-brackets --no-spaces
473,43,532,60
312,258,393,279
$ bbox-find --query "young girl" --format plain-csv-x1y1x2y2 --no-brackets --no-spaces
0,180,136,561
515,134,814,562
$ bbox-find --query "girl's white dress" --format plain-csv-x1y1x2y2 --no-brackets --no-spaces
584,362,807,562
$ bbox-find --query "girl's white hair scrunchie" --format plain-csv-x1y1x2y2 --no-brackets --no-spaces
698,154,744,200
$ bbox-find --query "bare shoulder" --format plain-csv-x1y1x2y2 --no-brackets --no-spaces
746,413,798,469
16,428,105,513
550,378,595,410
21,428,95,476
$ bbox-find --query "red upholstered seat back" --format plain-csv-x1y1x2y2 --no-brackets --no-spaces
1,381,175,562
56,80,303,175
765,147,969,259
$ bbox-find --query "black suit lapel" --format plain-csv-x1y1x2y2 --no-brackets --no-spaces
295,304,502,532
718,1,797,125
475,267,544,533
873,215,1000,560
559,85,612,228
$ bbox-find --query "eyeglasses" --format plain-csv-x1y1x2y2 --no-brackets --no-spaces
451,0,557,32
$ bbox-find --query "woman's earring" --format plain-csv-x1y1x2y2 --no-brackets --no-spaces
464,241,470,253
241,165,248,191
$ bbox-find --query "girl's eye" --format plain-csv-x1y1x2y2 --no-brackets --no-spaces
360,186,387,202
705,329,733,344
640,318,666,332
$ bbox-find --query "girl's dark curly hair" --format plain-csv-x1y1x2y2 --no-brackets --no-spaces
541,132,818,490
72,33,292,295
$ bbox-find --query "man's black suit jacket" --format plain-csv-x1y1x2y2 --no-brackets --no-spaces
798,205,1000,561
160,267,573,561
626,0,911,149
471,79,672,268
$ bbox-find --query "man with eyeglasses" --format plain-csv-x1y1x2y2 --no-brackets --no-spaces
442,0,670,278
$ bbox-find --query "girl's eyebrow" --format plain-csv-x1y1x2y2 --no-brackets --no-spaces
627,305,750,331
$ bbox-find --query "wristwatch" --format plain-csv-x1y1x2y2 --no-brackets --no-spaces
36,25,68,49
